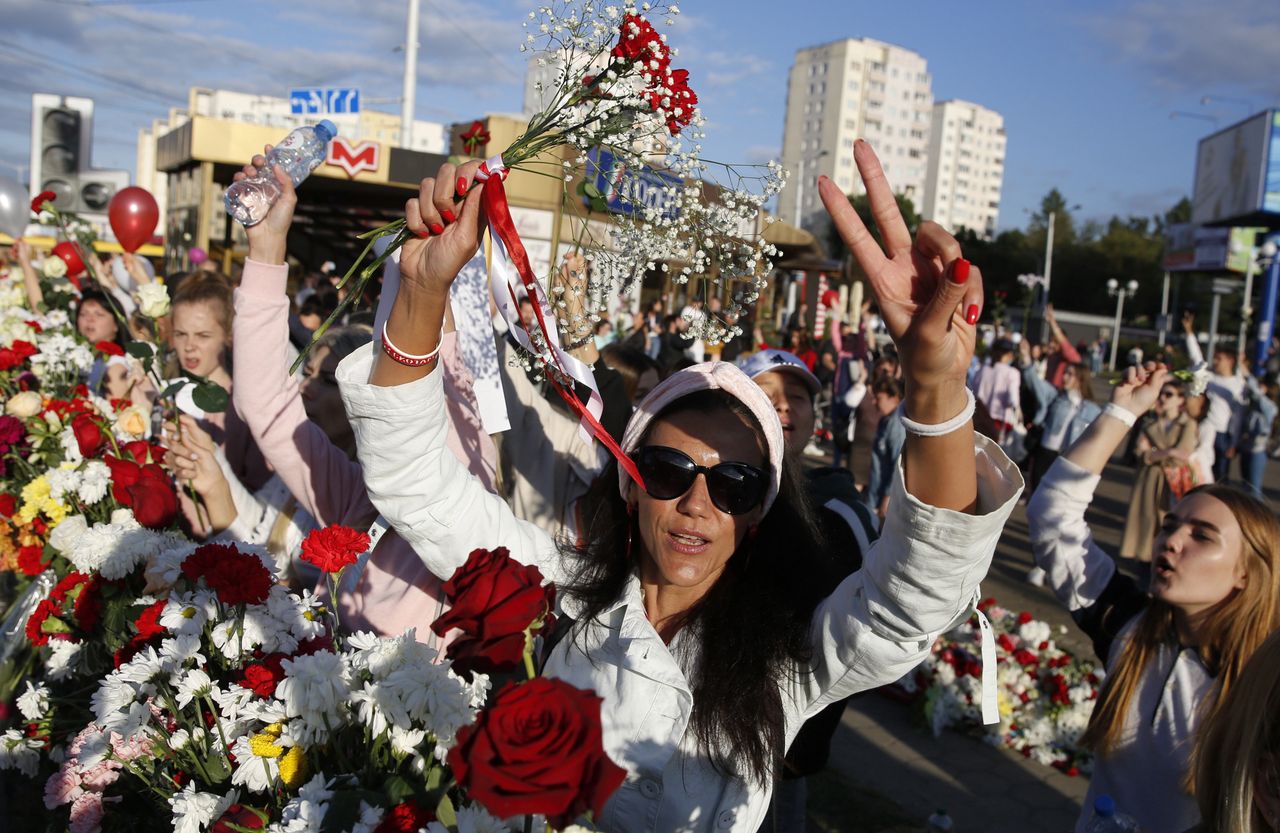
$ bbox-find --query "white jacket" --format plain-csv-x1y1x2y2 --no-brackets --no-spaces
1027,457,1210,833
337,345,1022,833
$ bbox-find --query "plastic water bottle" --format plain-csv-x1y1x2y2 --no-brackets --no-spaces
224,120,337,226
1084,795,1140,832
927,809,953,832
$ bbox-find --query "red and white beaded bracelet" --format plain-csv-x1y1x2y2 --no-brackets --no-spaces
381,322,444,367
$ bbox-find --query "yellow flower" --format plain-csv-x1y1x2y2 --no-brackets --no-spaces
278,744,309,790
249,723,285,758
17,477,51,524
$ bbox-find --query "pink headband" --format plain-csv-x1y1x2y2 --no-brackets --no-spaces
617,361,785,513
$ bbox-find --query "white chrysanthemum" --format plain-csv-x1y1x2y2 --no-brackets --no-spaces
117,645,166,686
228,735,279,793
175,668,213,709
46,639,83,681
77,460,110,505
241,605,296,656
148,540,200,589
211,614,260,661
276,651,350,735
384,662,477,745
265,587,326,644
425,804,511,833
269,774,333,833
91,673,139,724
348,802,384,833
0,729,42,777
170,783,238,833
48,514,88,554
159,634,207,672
1017,619,1052,648
388,725,426,757
46,465,81,502
160,591,216,636
210,683,256,726
16,681,49,721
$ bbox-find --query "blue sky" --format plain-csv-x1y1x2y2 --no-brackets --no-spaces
2,0,1278,233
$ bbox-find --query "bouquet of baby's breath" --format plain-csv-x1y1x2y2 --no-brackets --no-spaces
293,0,785,372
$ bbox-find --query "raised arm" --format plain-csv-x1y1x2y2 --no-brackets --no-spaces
14,240,43,312
1045,304,1080,364
231,152,375,527
820,140,984,512
338,161,560,582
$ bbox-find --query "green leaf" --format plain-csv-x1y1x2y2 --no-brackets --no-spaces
383,775,416,805
124,341,152,360
192,382,229,413
583,182,602,199
436,794,457,829
323,790,384,833
160,380,187,400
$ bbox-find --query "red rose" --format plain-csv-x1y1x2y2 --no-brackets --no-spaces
373,800,435,833
127,467,178,529
1017,611,1033,625
94,341,125,357
71,413,106,457
0,493,17,517
1013,649,1038,667
17,545,48,577
181,542,273,606
996,633,1016,654
299,525,370,574
212,805,266,833
31,191,56,214
0,340,36,372
448,677,626,828
430,547,555,679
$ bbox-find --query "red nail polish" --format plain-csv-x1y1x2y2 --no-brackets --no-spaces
965,304,980,325
457,177,469,195
954,258,971,284
429,222,444,235
441,209,457,224
415,229,431,239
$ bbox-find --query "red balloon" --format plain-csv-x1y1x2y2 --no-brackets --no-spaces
108,186,159,253
52,241,85,277
821,289,841,308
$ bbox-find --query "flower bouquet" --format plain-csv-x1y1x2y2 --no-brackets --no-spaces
894,598,1102,776
289,2,784,430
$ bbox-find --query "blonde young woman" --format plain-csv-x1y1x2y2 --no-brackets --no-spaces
1027,363,1280,833
1194,627,1280,833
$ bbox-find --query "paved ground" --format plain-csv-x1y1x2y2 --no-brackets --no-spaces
805,437,1280,833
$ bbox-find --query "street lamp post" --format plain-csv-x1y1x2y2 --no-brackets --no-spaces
400,0,421,149
793,149,829,230
1254,238,1280,373
1107,278,1139,371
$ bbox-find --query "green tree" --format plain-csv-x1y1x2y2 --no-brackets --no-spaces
825,191,920,267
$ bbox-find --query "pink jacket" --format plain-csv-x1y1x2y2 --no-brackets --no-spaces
232,259,498,638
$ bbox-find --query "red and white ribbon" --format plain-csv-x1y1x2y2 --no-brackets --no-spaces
475,156,644,488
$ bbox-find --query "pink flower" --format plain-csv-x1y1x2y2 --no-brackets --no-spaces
78,760,121,792
45,766,84,809
69,792,105,833
108,732,150,763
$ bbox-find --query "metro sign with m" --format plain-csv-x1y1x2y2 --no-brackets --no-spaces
326,137,380,179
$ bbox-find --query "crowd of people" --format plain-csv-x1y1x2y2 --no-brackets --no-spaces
2,138,1279,833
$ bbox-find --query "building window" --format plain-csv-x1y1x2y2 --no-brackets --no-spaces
848,80,859,91
840,156,852,167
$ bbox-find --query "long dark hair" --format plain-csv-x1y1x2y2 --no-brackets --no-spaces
560,390,833,785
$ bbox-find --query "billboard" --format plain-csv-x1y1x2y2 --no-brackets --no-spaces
584,147,682,220
1164,224,1262,272
1191,110,1280,227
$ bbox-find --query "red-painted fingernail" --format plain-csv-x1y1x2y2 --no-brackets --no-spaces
415,229,431,239
441,209,457,224
954,258,971,284
965,304,980,325
429,223,445,235
457,177,469,195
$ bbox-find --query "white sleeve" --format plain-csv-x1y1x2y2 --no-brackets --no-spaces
790,433,1023,716
1184,331,1205,366
1025,456,1117,612
337,344,560,583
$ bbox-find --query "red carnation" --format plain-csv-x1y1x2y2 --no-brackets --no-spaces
17,545,48,577
24,599,62,647
71,413,106,457
0,340,37,372
299,525,369,574
1013,648,1038,667
238,662,284,698
430,547,555,679
31,191,56,214
1017,611,1033,625
374,800,435,833
181,542,273,606
212,805,266,833
448,677,626,828
0,493,17,517
996,633,1016,654
94,341,125,357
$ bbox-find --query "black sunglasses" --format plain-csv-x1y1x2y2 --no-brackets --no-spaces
632,446,767,515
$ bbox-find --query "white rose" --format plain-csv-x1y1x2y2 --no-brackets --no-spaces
136,283,170,319
42,257,67,279
5,391,42,418
113,405,150,438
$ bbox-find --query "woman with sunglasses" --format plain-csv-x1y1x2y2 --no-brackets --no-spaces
336,143,1022,833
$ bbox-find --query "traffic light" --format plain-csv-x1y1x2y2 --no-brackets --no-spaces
29,94,129,217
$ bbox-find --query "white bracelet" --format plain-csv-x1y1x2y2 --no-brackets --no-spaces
897,388,976,437
1101,402,1138,428
381,322,445,367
